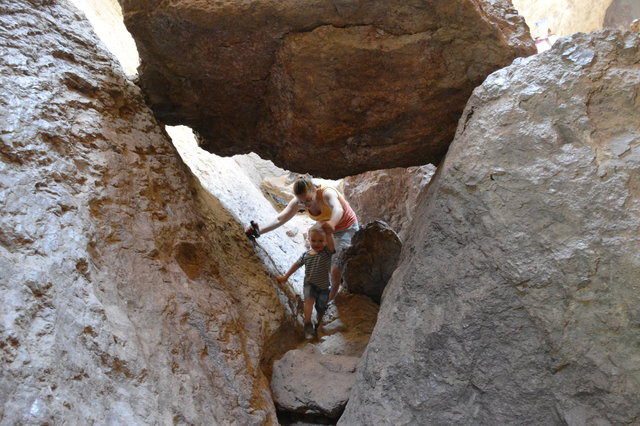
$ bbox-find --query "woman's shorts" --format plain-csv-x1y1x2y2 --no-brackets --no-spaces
332,222,359,269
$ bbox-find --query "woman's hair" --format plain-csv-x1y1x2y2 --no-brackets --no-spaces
293,177,316,195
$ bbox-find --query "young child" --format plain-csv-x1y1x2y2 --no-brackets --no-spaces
276,222,335,339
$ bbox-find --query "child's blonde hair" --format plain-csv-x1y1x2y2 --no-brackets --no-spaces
293,177,316,195
308,223,325,236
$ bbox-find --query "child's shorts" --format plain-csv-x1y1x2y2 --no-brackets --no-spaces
332,222,359,269
304,283,330,313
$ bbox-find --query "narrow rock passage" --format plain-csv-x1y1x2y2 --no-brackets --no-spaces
168,125,382,424
268,293,380,425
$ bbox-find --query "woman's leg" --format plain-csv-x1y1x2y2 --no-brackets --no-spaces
329,223,358,301
329,266,341,301
304,297,315,323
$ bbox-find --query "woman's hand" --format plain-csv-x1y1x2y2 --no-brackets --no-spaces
275,276,287,283
321,221,334,234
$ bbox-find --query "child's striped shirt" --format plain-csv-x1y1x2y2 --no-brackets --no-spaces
297,247,333,289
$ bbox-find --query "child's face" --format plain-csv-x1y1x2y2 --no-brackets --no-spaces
309,231,326,251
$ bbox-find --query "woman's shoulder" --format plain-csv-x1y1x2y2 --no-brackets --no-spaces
320,185,341,199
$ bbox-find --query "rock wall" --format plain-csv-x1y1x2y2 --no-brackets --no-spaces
343,165,436,241
166,125,314,296
604,0,640,31
340,221,402,304
69,0,139,75
0,0,292,423
511,0,613,38
341,29,640,425
119,0,534,178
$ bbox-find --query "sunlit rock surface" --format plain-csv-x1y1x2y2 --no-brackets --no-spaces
167,126,314,297
511,0,613,38
119,0,534,178
341,30,640,425
0,1,294,423
69,0,139,75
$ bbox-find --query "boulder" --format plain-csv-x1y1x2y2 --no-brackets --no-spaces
312,293,380,358
119,0,534,178
343,165,436,241
604,0,640,31
271,349,359,418
340,221,402,303
0,1,293,423
341,30,640,425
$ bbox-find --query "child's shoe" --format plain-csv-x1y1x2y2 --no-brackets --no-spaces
304,322,314,339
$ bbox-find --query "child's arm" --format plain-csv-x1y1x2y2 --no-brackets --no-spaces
275,262,301,283
321,222,335,253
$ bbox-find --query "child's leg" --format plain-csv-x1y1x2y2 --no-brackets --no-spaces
315,288,330,327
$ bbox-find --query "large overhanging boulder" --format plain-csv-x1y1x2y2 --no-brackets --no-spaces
341,29,640,425
119,0,534,178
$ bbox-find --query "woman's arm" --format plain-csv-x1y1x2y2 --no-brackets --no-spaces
248,197,300,234
321,222,335,252
322,188,344,230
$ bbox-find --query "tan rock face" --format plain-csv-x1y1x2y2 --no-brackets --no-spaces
511,0,613,38
0,0,294,423
119,0,534,178
343,164,436,241
341,30,640,425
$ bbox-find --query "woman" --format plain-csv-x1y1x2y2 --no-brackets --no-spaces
247,177,358,301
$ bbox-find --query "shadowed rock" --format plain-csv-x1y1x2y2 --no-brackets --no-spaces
604,0,640,31
119,0,534,178
340,221,402,303
341,29,640,425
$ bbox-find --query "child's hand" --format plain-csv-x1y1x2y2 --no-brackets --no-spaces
275,276,287,283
